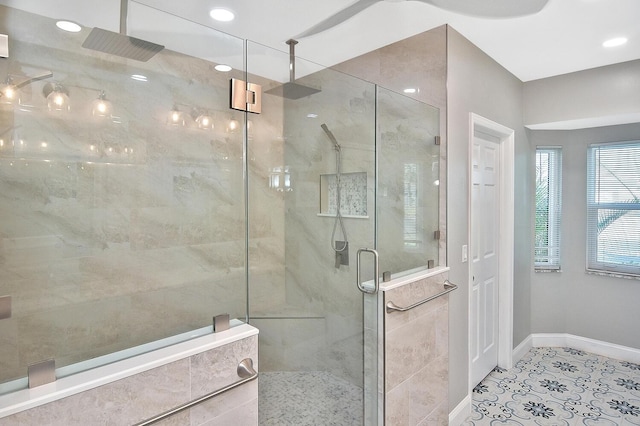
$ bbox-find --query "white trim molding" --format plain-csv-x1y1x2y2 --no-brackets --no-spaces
513,335,534,364
467,113,515,384
531,333,640,364
449,394,472,426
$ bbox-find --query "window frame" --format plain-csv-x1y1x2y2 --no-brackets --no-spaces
534,146,562,270
586,140,640,278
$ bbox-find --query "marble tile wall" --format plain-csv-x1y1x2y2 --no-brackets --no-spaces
0,334,258,426
249,52,377,392
253,25,448,398
0,5,286,385
333,25,448,268
383,271,449,425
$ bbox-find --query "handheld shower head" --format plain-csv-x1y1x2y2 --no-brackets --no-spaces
321,123,341,151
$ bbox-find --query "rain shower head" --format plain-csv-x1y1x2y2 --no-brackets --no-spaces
321,123,341,151
82,0,164,62
265,39,320,100
82,28,164,62
265,82,320,100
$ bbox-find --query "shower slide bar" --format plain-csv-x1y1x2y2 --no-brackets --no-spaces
386,280,458,313
133,358,258,426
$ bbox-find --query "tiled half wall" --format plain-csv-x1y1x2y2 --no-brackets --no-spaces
383,270,449,425
0,333,258,426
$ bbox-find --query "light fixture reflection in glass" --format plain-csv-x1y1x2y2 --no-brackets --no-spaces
131,74,148,82
403,88,417,94
269,166,293,192
0,78,18,105
227,118,239,133
91,91,113,117
46,84,70,112
167,105,185,126
195,112,214,130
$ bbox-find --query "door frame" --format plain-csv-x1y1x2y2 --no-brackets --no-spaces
467,113,515,390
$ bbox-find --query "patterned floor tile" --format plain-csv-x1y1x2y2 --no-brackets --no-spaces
464,347,640,425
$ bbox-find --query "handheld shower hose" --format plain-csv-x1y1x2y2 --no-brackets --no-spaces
321,124,348,254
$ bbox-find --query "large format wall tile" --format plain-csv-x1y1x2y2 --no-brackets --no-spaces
384,272,450,426
0,5,253,384
0,335,258,426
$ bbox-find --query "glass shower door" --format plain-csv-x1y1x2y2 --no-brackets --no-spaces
246,40,378,425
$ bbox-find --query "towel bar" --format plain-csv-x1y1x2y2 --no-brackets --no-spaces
134,358,257,426
386,280,458,313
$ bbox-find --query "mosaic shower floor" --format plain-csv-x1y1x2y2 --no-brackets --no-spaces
258,370,362,425
464,347,640,425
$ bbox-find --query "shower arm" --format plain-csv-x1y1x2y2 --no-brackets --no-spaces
120,0,128,35
287,39,297,83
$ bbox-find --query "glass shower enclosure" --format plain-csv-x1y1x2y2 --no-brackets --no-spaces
0,2,442,424
246,41,378,424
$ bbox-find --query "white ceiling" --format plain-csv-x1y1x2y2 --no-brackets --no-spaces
133,0,640,82
2,0,640,82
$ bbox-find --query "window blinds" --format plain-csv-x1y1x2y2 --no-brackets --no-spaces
535,147,562,269
587,141,640,276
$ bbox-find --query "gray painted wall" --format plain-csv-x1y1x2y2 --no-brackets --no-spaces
524,59,640,129
446,26,532,412
529,123,640,348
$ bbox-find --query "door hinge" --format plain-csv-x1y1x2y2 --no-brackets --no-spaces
434,230,441,240
434,136,441,146
230,78,262,114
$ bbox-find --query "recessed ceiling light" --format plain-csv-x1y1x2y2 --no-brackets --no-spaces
602,37,628,48
307,113,318,118
210,8,235,22
56,20,82,33
131,74,148,82
215,64,232,72
403,88,417,94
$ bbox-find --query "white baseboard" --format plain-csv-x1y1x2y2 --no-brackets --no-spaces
512,335,533,365
530,333,640,364
448,394,471,426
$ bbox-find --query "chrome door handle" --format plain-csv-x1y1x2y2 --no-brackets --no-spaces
356,248,379,294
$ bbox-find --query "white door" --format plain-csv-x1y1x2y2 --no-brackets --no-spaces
470,131,500,387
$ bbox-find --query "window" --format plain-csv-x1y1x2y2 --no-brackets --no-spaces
535,147,562,269
587,141,640,277
403,163,420,249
